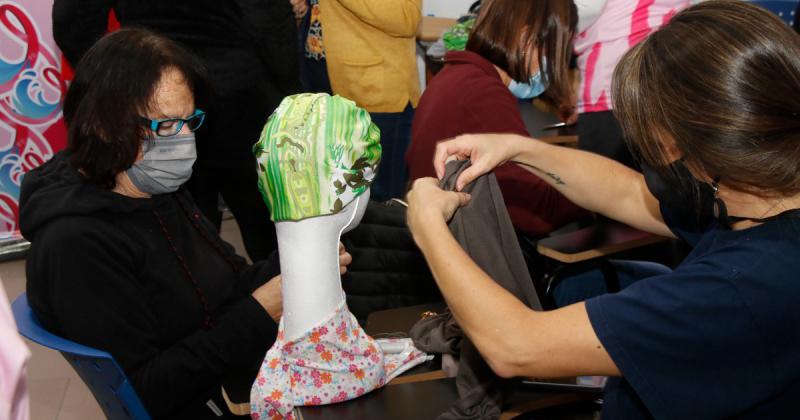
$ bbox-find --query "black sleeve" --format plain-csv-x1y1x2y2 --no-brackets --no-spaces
233,251,282,295
177,188,281,296
52,0,114,67
33,221,277,418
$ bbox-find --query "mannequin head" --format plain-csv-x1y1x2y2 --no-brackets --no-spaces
254,93,381,223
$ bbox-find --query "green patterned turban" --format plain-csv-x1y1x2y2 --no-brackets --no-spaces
253,93,382,222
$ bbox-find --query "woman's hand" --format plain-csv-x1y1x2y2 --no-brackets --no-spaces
433,133,529,191
338,241,352,275
289,0,308,18
406,178,471,236
252,275,282,323
559,94,579,125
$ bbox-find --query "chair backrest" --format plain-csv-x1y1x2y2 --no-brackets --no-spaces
11,293,151,420
750,0,799,26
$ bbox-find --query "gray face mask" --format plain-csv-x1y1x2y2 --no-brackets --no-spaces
127,133,197,195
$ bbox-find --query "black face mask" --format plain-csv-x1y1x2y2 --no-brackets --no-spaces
643,161,800,228
641,160,716,222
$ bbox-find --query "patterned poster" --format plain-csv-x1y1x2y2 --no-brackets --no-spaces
0,1,68,243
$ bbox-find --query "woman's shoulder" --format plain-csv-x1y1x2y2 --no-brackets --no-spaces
676,219,800,291
425,58,517,111
435,57,506,89
31,212,136,259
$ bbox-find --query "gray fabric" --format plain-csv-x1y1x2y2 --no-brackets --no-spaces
410,160,541,420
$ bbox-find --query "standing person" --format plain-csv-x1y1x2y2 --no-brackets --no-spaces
52,0,302,262
406,2,800,417
566,0,689,168
298,0,333,94
407,0,587,238
320,0,422,201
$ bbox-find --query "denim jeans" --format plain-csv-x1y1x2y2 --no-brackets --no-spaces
369,104,415,201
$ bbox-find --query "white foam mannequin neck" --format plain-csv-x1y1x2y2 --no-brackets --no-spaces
276,190,370,341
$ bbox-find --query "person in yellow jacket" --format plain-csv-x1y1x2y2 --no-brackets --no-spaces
320,0,421,201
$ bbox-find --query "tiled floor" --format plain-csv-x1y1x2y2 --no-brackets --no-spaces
1,216,248,420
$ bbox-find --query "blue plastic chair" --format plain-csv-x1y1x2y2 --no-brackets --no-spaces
750,0,799,26
11,293,151,420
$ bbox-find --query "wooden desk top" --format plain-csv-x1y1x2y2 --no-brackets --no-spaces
297,378,597,420
417,16,457,43
537,221,668,264
297,378,459,420
365,302,446,336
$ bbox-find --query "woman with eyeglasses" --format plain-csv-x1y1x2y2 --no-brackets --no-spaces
19,29,350,419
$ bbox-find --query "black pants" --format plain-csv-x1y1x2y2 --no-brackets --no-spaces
187,161,277,262
370,104,415,201
187,48,279,262
577,110,638,170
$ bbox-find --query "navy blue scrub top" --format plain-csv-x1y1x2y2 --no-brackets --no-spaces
585,207,800,419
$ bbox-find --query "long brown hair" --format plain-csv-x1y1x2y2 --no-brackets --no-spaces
466,0,577,105
613,0,800,198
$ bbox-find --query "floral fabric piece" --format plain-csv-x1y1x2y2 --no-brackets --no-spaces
305,0,325,60
250,300,430,419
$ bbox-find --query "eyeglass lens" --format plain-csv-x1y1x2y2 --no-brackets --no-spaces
156,112,204,136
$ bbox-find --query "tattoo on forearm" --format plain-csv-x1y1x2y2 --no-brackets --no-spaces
531,165,566,185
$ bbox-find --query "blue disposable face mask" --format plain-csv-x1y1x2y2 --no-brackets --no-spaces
127,133,197,195
508,58,548,99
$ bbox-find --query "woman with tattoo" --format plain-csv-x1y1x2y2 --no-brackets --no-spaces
406,2,800,418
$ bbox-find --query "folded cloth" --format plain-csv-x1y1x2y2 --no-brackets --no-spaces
410,160,542,420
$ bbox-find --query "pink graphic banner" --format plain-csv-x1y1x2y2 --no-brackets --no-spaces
0,1,68,241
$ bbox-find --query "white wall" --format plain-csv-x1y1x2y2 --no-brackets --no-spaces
422,0,475,17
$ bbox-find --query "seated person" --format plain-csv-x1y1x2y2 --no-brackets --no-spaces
406,2,800,418
568,0,689,169
19,29,349,419
250,93,430,419
407,0,587,238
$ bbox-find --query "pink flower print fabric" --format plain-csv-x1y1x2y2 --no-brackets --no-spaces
250,300,431,419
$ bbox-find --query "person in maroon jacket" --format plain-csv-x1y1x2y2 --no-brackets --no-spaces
407,0,586,237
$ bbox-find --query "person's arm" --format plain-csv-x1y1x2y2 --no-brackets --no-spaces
331,0,421,37
433,133,675,237
406,178,619,378
52,0,114,67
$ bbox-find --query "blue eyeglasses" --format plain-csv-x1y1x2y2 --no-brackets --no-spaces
141,109,206,137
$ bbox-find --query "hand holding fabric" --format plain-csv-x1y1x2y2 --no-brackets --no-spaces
406,178,471,235
433,133,529,191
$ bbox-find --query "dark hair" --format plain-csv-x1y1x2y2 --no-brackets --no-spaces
466,0,577,105
613,0,800,198
63,28,209,189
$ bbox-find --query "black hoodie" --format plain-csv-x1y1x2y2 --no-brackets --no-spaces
20,152,279,418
